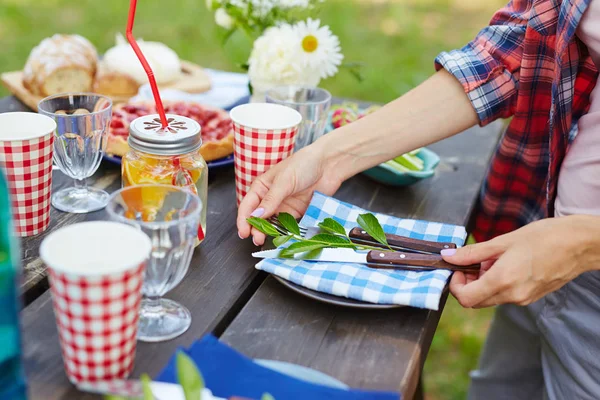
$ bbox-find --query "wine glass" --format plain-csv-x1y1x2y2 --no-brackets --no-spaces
106,184,202,342
265,86,331,151
38,93,112,213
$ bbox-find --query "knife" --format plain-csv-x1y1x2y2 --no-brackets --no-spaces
305,226,456,254
253,248,480,272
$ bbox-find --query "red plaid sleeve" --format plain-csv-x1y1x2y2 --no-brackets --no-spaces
435,1,533,125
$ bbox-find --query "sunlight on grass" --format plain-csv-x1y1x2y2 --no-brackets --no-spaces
0,1,506,398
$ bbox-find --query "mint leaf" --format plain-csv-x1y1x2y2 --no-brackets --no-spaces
318,218,347,236
278,212,300,236
261,394,275,400
357,213,389,248
273,235,292,247
279,242,327,258
176,351,204,400
247,217,280,237
308,234,353,246
141,374,154,400
105,396,129,400
295,247,325,260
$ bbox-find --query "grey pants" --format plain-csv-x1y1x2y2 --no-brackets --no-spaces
468,270,600,400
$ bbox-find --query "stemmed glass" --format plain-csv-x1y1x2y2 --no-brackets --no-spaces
106,184,202,342
266,86,331,151
38,93,112,213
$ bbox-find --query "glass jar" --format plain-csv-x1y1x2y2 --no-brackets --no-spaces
122,114,208,244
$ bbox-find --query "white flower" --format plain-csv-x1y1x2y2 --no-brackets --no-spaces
248,25,317,88
293,18,343,79
225,0,310,19
214,8,235,29
278,0,310,8
229,0,275,18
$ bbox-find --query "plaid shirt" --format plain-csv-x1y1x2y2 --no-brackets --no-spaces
435,0,598,242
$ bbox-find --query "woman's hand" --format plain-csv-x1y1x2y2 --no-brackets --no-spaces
443,216,600,308
236,145,345,246
236,70,479,246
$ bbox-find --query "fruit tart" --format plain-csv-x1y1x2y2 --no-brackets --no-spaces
106,100,234,162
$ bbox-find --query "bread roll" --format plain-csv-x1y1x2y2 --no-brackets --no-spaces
103,33,181,85
93,62,140,97
23,34,98,96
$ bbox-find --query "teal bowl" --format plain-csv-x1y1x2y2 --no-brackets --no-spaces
362,148,440,186
325,110,440,186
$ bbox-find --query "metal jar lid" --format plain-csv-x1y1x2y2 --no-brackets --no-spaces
128,114,202,156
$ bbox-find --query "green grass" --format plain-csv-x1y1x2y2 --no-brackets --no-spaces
0,0,504,398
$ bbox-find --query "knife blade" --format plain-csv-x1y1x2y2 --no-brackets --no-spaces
304,227,456,254
253,248,480,272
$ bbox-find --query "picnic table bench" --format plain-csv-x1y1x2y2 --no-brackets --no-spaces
0,94,504,400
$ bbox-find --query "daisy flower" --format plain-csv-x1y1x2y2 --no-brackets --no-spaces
248,25,308,87
294,18,343,79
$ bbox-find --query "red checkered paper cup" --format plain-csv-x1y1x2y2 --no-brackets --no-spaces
40,221,152,385
0,112,56,236
230,103,302,205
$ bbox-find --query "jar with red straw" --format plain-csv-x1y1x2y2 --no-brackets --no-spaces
120,0,207,244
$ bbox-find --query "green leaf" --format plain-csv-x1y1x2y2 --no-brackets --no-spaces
279,242,327,258
140,374,155,400
261,394,275,400
247,217,280,237
105,396,129,400
221,28,237,46
357,213,389,248
176,351,205,400
273,235,292,247
295,247,325,260
278,212,300,235
318,218,347,236
308,234,353,246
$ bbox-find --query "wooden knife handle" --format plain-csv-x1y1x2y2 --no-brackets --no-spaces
349,227,457,253
365,250,480,272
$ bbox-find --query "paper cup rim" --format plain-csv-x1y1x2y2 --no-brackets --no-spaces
0,112,56,142
230,103,302,130
40,221,151,277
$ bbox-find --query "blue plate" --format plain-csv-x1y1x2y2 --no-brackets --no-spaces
102,153,234,169
325,109,440,186
362,148,440,186
255,359,348,390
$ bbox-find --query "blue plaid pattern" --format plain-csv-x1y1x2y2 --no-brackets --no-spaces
256,192,467,310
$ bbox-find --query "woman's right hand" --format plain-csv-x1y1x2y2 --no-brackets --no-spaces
237,71,479,245
236,144,345,246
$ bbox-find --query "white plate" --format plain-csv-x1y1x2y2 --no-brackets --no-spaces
273,275,402,310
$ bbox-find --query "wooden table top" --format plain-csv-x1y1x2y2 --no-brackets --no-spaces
1,95,504,400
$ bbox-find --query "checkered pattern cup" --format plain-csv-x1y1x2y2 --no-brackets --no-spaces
230,103,302,205
40,221,152,385
0,112,56,237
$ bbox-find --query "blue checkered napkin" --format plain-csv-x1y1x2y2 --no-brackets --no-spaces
255,192,467,310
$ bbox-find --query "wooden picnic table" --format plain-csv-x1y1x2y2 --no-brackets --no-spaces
1,94,504,400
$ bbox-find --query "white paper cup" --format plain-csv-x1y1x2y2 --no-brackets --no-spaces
0,112,56,236
229,103,302,205
40,221,152,384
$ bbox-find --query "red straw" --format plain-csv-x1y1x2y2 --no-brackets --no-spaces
126,0,168,128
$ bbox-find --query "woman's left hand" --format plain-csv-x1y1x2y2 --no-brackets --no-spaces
442,215,600,308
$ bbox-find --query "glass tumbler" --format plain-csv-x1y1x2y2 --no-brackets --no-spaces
38,93,112,213
265,86,331,151
106,184,201,342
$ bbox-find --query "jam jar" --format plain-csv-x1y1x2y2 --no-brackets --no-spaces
122,114,208,243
